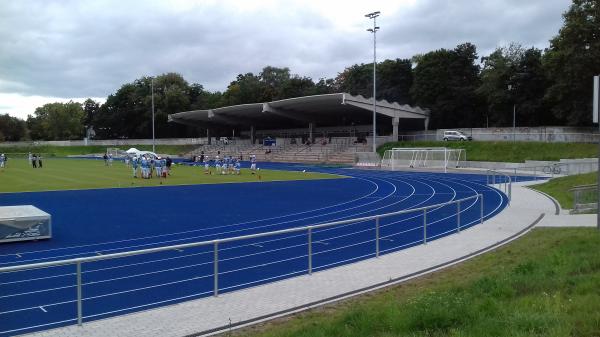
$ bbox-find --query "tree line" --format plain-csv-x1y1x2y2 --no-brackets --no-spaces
1,0,598,141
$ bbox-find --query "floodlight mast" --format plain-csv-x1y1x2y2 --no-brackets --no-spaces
151,77,156,153
366,11,380,153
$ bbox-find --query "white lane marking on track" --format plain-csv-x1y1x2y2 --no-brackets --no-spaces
0,171,509,317
2,172,504,290
0,176,380,259
0,176,391,265
2,172,499,295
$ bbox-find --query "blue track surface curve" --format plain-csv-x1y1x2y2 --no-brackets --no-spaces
0,163,526,336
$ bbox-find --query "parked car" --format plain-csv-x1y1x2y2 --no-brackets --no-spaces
443,130,472,141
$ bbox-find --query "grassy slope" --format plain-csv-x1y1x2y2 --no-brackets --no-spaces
530,172,597,209
236,228,600,337
0,144,196,157
0,158,342,193
378,141,598,163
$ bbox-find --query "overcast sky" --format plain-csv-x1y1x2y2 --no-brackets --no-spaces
0,0,571,120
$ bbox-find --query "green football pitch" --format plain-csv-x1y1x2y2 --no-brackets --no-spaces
0,158,343,193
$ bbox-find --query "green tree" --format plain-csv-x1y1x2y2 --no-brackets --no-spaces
335,59,413,104
221,73,265,106
411,43,483,128
0,114,27,141
27,102,85,140
543,0,600,125
83,98,100,127
94,73,199,139
478,44,550,126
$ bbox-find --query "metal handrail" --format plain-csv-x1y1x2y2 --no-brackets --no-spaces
486,169,511,202
513,162,569,179
569,184,596,191
0,193,482,327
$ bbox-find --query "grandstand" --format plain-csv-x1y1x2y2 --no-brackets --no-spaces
169,93,429,164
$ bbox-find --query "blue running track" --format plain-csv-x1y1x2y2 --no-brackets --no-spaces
0,164,527,336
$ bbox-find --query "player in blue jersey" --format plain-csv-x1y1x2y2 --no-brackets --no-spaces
155,157,163,178
140,156,149,179
132,156,139,178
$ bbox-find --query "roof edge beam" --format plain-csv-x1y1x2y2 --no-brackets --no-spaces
262,103,311,122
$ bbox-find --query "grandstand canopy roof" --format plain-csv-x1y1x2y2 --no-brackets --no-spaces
168,93,429,129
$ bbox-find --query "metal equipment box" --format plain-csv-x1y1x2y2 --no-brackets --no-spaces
0,205,51,243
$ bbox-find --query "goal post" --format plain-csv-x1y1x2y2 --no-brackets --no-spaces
106,148,127,158
381,147,466,172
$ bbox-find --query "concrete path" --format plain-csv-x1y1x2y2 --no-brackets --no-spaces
529,185,598,228
22,181,565,337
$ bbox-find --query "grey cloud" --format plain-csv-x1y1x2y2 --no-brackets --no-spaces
0,0,571,101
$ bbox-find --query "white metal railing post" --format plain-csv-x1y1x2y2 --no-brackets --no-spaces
423,209,427,244
76,262,83,326
457,201,461,232
213,242,218,297
375,217,380,257
308,227,312,274
480,194,484,224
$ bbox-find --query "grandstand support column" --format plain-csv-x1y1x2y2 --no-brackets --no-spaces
424,117,430,131
309,122,315,143
392,117,399,142
250,125,256,144
207,129,211,145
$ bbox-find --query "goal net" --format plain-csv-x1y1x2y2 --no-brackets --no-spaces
106,148,128,158
381,148,466,172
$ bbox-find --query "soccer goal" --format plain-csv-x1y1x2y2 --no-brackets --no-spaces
106,148,128,158
381,147,466,172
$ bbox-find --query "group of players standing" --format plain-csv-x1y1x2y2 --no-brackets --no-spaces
195,151,258,175
127,155,172,179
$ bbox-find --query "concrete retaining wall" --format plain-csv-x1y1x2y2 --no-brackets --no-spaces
398,126,600,143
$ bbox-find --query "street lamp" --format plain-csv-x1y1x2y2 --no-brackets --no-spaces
366,11,380,153
508,84,516,142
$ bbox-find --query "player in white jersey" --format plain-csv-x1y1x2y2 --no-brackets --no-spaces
132,156,139,178
204,158,210,174
215,158,222,175
250,155,257,174
234,158,241,175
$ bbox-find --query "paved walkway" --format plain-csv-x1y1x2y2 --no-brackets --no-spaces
23,181,579,337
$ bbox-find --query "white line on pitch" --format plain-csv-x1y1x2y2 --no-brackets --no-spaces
39,306,47,313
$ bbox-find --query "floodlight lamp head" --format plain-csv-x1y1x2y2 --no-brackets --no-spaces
365,11,380,18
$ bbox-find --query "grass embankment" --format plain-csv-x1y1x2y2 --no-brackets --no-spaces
0,158,342,193
235,228,600,337
0,144,196,157
378,141,597,163
530,172,597,209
